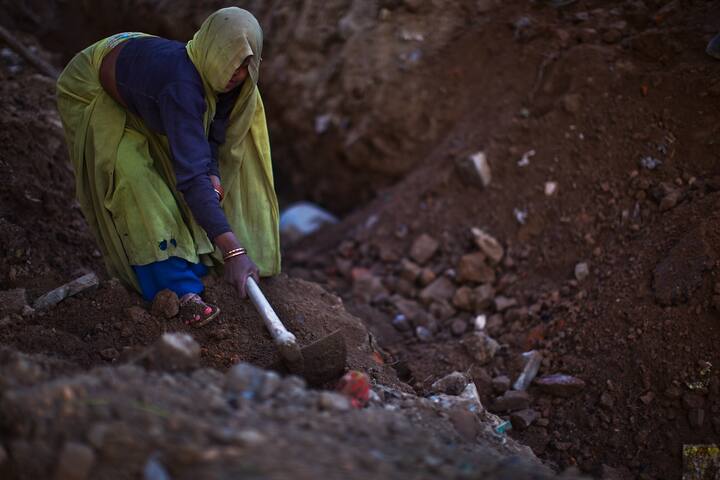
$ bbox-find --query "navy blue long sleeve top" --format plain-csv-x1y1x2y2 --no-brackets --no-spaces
115,37,241,240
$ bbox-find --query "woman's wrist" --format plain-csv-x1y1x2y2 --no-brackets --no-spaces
214,231,243,255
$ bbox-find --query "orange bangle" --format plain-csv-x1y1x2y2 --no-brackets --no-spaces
223,247,246,261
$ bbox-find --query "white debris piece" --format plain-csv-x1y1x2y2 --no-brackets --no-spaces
513,208,528,224
544,181,558,196
455,151,491,188
469,151,492,187
517,149,535,167
473,314,487,331
574,262,590,282
470,228,504,264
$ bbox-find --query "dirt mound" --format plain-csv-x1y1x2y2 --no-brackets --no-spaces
0,346,566,480
0,273,402,388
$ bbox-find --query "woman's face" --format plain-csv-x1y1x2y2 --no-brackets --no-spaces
223,56,252,92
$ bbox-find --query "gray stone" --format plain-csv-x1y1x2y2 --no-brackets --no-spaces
148,333,200,371
492,375,511,394
416,326,433,342
659,191,680,211
418,268,436,286
461,332,499,365
258,371,282,400
419,277,455,305
0,289,27,317
150,289,180,319
491,390,530,412
318,391,352,411
225,363,268,399
392,297,430,325
455,151,491,188
471,228,504,264
513,350,542,391
409,234,440,265
351,269,388,303
574,262,590,282
562,93,582,114
429,300,455,320
34,272,99,310
450,319,467,336
486,313,504,336
494,296,518,312
55,442,95,480
237,429,267,446
510,409,539,430
474,284,495,310
276,375,308,401
448,408,480,441
431,372,469,395
143,454,171,480
392,314,412,332
457,252,495,284
399,258,421,282
452,286,475,311
600,392,614,408
536,374,586,397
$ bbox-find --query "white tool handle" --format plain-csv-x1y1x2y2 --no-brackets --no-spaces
246,277,297,347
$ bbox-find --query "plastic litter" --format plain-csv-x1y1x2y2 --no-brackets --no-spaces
513,350,542,391
279,202,338,243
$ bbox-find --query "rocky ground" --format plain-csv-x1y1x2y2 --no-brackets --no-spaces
1,0,720,478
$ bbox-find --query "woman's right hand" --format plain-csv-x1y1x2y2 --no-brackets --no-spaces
224,253,260,298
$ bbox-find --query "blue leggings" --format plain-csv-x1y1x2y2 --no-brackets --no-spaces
133,256,208,301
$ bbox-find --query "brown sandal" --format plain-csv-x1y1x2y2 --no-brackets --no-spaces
180,293,220,327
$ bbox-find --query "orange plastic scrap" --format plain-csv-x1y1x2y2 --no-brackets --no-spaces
641,84,649,97
336,370,371,409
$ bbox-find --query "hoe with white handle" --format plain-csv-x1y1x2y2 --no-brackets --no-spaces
246,277,347,385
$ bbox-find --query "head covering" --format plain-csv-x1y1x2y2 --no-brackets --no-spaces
186,7,263,93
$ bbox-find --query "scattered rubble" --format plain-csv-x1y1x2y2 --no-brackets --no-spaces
33,272,100,310
409,234,440,265
455,151,492,188
535,375,586,397
513,351,542,391
461,332,500,365
470,228,504,264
